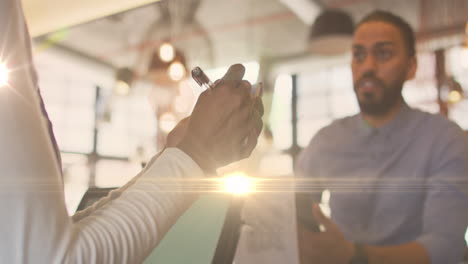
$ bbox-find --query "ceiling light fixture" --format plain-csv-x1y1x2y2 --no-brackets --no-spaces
159,42,175,62
114,81,130,96
147,46,188,85
114,67,134,96
448,90,462,104
441,76,464,104
308,9,354,55
168,61,186,81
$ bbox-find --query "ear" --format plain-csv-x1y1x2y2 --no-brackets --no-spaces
405,56,417,80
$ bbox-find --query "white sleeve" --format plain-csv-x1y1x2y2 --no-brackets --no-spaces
71,150,164,223
0,1,204,263
69,148,204,263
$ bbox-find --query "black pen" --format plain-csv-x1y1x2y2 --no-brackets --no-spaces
191,66,263,98
191,66,214,90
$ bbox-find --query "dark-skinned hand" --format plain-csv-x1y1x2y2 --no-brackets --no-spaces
176,64,263,173
297,204,355,264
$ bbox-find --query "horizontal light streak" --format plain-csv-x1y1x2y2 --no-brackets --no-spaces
1,177,466,194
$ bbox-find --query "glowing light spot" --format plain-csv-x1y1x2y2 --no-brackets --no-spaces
168,61,186,81
448,90,462,104
0,63,9,87
114,80,130,96
222,172,254,195
159,43,175,63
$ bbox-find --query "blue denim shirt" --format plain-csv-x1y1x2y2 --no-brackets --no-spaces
297,104,468,264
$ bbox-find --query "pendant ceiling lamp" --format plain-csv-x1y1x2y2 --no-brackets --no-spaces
308,9,354,55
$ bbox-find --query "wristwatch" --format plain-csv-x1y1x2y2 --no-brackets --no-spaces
349,243,368,264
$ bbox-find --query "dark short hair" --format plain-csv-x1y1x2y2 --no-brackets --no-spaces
357,10,416,57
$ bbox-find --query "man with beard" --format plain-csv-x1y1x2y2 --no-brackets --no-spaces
296,10,468,264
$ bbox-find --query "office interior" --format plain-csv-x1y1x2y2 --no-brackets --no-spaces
22,0,468,262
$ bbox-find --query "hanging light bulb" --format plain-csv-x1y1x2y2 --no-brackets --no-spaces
168,61,186,81
114,81,130,96
0,63,9,87
159,42,175,63
448,90,462,104
442,77,464,104
308,9,354,55
114,67,134,96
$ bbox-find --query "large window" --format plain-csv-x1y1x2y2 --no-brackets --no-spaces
97,85,157,158
35,47,159,212
35,48,112,213
403,52,439,114
37,54,98,154
296,66,357,148
269,65,358,152
270,74,293,150
35,52,263,211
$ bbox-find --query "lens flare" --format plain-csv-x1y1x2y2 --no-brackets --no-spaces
222,172,254,195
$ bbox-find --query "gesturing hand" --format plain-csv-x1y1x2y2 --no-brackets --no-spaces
177,64,263,173
297,204,355,264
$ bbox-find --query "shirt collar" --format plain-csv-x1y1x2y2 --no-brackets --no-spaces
357,102,412,138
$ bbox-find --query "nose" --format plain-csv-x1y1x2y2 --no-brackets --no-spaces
361,54,377,74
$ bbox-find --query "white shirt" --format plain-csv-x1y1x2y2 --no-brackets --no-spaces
0,1,204,263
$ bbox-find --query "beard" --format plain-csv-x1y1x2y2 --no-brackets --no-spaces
354,73,404,116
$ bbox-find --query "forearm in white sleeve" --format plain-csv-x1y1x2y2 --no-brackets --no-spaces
0,1,205,263
72,150,164,223
68,148,204,263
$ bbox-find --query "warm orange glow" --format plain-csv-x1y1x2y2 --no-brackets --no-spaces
448,90,462,104
168,61,186,81
114,80,130,96
222,172,254,195
159,42,175,63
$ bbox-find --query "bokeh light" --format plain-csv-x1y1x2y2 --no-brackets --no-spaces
222,172,254,195
159,43,175,63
